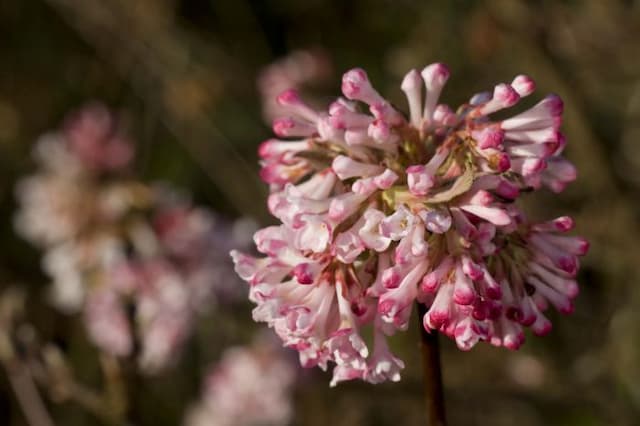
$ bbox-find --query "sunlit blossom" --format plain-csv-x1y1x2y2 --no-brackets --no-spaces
233,63,588,385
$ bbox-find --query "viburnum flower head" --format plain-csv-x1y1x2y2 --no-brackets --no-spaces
232,62,588,386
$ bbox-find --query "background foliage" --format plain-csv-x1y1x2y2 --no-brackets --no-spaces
1,1,639,425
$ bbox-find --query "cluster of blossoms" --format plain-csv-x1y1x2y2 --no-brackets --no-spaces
185,335,296,426
232,63,589,385
15,104,249,372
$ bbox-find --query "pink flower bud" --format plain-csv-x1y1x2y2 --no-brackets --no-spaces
372,169,398,190
472,126,505,149
401,69,423,126
453,267,476,305
511,75,536,97
341,68,385,105
405,164,433,195
332,155,384,180
493,83,520,107
292,263,318,284
272,117,316,137
421,63,450,120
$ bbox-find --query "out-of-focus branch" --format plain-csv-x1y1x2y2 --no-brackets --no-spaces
37,346,123,425
99,354,127,423
3,359,56,426
0,290,55,426
43,0,269,221
0,288,128,426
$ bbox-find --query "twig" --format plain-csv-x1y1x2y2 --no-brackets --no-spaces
4,359,56,426
31,347,124,425
100,354,127,422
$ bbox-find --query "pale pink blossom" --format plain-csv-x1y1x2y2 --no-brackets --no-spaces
233,63,588,385
184,337,296,426
79,200,252,373
15,104,250,373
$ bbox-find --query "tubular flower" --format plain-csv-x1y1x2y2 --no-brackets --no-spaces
257,49,332,123
232,63,588,385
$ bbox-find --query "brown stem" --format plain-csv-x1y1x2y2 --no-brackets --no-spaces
417,302,446,426
31,347,122,425
3,359,56,426
99,354,127,423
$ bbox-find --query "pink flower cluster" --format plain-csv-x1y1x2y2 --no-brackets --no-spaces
232,63,589,385
15,104,248,373
185,336,296,426
14,104,134,250
84,201,227,372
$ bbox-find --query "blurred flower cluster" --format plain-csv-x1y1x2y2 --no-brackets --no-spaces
15,104,251,373
233,63,588,386
185,334,296,426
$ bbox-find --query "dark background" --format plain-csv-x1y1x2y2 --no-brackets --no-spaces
1,1,639,425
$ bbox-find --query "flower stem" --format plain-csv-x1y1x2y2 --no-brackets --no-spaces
417,302,446,426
